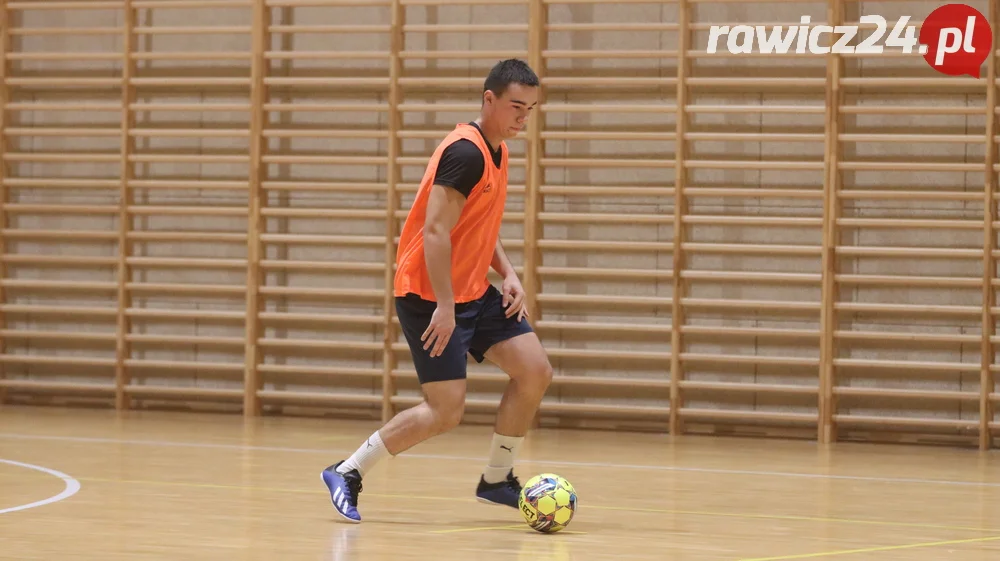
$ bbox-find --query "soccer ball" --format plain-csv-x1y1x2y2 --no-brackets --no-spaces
517,473,577,533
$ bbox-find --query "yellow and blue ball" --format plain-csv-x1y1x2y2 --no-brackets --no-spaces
517,473,577,533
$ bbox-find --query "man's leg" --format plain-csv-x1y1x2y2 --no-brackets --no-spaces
321,294,474,523
469,287,553,506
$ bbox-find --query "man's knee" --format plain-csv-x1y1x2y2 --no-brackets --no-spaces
423,379,466,432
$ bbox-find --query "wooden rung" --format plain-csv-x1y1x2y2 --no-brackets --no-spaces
127,257,247,268
541,185,671,196
127,334,244,346
130,102,251,111
837,218,981,229
682,243,820,255
124,359,245,371
2,229,117,240
686,104,825,114
6,52,120,61
2,254,117,266
0,380,114,394
681,353,819,366
833,358,980,372
259,234,384,246
129,179,248,189
257,339,383,351
0,354,115,367
686,132,824,142
541,103,672,113
0,304,117,317
5,127,120,136
839,78,979,88
546,22,678,32
399,50,525,59
835,303,980,316
263,102,389,112
685,78,825,87
262,181,387,192
680,270,820,283
680,381,818,395
544,50,677,59
680,408,816,424
4,203,118,214
267,0,391,5
261,208,385,219
129,128,249,137
262,129,389,139
840,105,982,115
683,215,823,227
257,390,383,406
834,387,979,401
836,274,981,287
8,1,121,9
5,178,119,188
128,231,246,242
685,160,824,170
540,131,676,141
840,190,982,201
538,239,671,252
129,78,251,87
835,246,981,258
133,26,252,35
535,320,670,334
4,152,119,162
403,23,524,32
264,77,390,87
126,308,245,320
536,293,672,307
258,260,384,272
832,415,979,430
258,364,382,377
682,326,818,339
839,162,983,172
269,24,390,33
258,286,383,299
126,282,246,295
837,331,979,344
265,50,388,60
682,298,820,312
840,133,983,143
261,154,386,165
540,157,671,169
257,312,383,324
538,212,671,224
127,205,248,216
543,347,671,361
0,329,116,342
124,386,244,400
5,77,123,87
390,395,668,418
8,27,123,36
536,266,671,280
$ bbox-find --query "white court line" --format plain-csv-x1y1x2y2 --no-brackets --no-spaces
0,459,81,515
1,432,999,489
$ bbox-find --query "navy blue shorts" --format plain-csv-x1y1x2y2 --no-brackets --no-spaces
395,284,534,384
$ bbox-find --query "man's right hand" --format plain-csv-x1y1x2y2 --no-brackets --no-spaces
421,304,456,357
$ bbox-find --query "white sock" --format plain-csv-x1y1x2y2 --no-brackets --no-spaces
483,433,524,483
337,430,391,478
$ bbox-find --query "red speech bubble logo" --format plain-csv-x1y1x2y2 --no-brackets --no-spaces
919,3,992,78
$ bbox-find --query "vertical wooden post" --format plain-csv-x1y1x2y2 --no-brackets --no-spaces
0,0,9,405
115,0,137,410
818,0,844,444
669,0,689,435
244,0,268,416
980,0,998,451
524,0,545,321
382,0,403,422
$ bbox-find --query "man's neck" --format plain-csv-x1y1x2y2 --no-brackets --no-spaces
473,117,503,151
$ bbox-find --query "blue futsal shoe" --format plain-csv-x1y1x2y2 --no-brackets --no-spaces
475,469,522,508
321,461,363,523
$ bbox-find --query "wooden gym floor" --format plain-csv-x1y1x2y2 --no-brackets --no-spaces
1,406,999,560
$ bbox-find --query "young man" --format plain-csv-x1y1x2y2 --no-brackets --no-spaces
320,59,553,524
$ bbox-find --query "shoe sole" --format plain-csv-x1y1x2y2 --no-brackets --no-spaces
321,471,361,524
475,496,517,508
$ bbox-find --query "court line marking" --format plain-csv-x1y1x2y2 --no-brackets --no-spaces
2,432,999,490
738,535,1000,561
430,523,585,535
0,459,81,515
1,473,994,535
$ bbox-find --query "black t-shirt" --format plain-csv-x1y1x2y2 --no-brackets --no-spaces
432,122,502,198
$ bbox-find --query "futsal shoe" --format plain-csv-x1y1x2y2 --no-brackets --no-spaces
321,461,363,523
475,469,522,508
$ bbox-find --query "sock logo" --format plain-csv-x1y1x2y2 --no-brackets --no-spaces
500,445,513,452
366,438,373,448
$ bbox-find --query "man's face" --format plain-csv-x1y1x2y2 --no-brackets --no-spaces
485,83,538,139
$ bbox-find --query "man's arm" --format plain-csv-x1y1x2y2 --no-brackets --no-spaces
491,238,516,279
423,184,466,307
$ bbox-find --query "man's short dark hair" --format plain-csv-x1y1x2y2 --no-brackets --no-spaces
483,59,539,98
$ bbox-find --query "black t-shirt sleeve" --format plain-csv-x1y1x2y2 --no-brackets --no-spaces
433,139,485,198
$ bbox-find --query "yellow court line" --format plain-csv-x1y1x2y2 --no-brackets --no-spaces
4,474,996,536
739,535,1000,561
